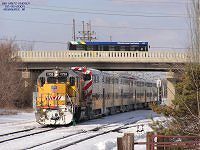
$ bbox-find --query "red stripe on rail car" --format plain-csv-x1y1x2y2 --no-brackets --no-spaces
83,80,92,91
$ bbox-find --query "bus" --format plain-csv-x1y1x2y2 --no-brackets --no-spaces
68,41,149,51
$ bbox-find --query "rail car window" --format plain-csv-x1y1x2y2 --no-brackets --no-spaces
70,77,75,86
83,74,91,81
147,93,152,97
114,79,119,84
146,82,152,87
102,76,105,82
96,76,99,83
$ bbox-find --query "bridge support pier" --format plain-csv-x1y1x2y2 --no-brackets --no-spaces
22,70,42,86
166,71,180,106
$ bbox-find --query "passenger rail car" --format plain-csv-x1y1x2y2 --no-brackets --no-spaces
33,67,157,125
68,41,149,51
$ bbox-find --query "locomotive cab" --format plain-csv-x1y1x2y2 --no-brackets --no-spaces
34,69,79,125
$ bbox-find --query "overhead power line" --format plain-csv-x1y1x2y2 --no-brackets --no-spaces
0,38,67,45
0,17,188,31
151,46,188,50
25,6,188,18
107,0,190,5
29,4,187,16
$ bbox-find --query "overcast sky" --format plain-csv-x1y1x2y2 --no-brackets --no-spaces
0,0,190,51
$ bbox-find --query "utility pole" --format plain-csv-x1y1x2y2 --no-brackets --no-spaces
82,21,85,41
110,36,112,42
86,22,90,41
72,19,76,41
76,20,96,42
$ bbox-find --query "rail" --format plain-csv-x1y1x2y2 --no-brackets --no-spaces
13,51,188,63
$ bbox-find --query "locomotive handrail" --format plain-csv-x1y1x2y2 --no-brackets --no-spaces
14,50,188,63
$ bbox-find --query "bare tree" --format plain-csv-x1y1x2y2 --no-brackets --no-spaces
0,40,25,109
188,0,200,121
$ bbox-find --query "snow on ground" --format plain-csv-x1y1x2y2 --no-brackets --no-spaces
64,113,164,150
0,112,35,124
0,110,164,150
0,111,38,135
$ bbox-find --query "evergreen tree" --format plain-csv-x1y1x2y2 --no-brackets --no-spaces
151,64,200,136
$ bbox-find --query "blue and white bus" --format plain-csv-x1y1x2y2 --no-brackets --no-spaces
68,41,149,51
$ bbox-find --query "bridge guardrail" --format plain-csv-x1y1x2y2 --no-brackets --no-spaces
14,50,188,63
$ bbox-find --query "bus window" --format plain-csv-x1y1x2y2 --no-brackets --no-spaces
120,46,126,51
69,43,77,50
130,46,136,51
87,45,93,51
115,46,120,51
125,46,130,51
109,45,115,51
103,45,109,51
76,45,85,50
94,45,98,51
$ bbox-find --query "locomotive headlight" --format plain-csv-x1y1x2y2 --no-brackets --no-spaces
55,70,59,77
42,109,46,112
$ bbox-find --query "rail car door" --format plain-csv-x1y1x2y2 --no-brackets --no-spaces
103,88,105,114
121,89,123,106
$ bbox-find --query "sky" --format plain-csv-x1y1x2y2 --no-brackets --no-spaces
0,0,190,51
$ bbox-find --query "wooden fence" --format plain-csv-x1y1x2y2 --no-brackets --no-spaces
117,132,200,150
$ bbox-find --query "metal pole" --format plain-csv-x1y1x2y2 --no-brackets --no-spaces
82,21,85,41
73,19,76,41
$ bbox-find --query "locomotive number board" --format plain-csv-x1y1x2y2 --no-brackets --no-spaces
46,72,54,77
59,72,68,77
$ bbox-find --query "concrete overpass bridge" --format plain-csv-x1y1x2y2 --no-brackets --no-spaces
15,50,187,71
15,50,188,106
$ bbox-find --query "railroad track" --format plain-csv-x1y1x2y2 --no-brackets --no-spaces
0,120,35,126
26,116,145,150
0,127,56,144
0,110,155,150
0,127,36,137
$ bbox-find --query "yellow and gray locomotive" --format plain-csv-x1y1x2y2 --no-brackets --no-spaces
34,69,82,125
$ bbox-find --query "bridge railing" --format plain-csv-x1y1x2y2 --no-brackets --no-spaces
14,50,188,63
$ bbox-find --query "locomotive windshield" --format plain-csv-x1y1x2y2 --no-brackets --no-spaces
47,77,67,84
45,71,69,84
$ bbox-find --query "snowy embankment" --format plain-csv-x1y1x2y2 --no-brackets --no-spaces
0,110,164,150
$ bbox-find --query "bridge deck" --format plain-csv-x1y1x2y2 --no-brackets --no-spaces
14,51,188,71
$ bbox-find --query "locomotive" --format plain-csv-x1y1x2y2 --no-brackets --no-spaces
33,67,157,125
